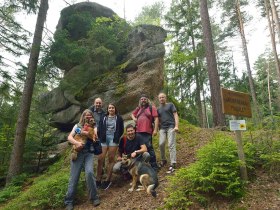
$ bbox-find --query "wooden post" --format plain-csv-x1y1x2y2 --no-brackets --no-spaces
233,116,248,181
221,88,251,181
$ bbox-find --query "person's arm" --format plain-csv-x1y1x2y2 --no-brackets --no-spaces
173,112,179,132
68,126,84,150
119,116,124,138
131,111,137,122
153,116,159,136
131,144,147,158
152,106,159,136
97,117,103,139
117,138,124,161
131,107,140,123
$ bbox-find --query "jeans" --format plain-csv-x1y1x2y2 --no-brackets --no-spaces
136,132,158,169
159,128,176,164
101,132,118,147
65,150,98,205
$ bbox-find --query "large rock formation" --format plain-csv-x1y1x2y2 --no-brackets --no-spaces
40,2,166,141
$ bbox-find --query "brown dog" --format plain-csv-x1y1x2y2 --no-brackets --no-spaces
121,155,159,197
71,118,96,161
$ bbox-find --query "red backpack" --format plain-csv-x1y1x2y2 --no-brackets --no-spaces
122,136,127,154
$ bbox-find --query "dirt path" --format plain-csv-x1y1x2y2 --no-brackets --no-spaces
72,128,280,210
71,127,206,210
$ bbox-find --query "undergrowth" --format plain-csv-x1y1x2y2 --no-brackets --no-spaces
164,133,246,209
164,122,280,209
1,151,86,210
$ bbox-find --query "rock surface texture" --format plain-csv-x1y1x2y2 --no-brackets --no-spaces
40,2,166,140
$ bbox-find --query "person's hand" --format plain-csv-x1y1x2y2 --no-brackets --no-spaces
173,127,179,132
81,130,89,136
152,130,157,136
92,133,98,142
131,151,137,158
117,156,122,161
75,141,84,151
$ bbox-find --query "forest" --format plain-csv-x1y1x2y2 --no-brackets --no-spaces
0,0,279,209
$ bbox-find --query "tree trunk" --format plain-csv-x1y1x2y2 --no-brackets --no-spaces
265,0,280,86
6,0,49,184
199,0,225,127
189,14,203,126
235,0,261,121
270,0,280,43
202,84,209,128
266,61,273,116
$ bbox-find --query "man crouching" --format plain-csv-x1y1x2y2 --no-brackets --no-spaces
113,124,158,197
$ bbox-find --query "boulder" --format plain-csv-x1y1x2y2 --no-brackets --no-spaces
41,2,166,139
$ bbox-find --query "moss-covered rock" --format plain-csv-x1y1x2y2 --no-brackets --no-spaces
41,2,166,136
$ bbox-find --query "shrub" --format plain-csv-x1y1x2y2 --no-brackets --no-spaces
164,133,245,209
0,173,29,203
0,185,21,203
243,128,280,179
2,154,85,209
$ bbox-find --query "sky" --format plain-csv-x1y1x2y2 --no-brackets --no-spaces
18,0,172,34
10,0,272,78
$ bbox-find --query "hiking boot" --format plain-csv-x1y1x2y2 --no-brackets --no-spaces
158,160,167,168
96,180,102,189
93,198,101,207
166,165,176,174
65,203,74,210
101,181,112,190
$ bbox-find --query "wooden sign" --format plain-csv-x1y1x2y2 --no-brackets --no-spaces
221,88,252,118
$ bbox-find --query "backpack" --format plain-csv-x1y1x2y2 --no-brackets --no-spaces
149,105,155,125
123,136,127,155
136,105,154,125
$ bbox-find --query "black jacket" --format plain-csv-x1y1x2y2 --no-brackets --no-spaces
98,115,124,144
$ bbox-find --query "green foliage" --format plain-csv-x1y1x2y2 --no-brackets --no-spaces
2,153,86,209
64,11,94,40
52,15,131,97
0,185,21,203
254,53,280,116
0,173,28,203
133,1,165,26
0,99,18,178
164,0,209,126
86,16,130,67
51,29,88,69
3,170,69,209
164,133,245,208
243,128,280,180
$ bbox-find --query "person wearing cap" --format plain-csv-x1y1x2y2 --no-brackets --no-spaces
131,94,159,171
157,92,179,173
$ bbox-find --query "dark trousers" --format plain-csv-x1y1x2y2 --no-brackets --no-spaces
136,132,158,169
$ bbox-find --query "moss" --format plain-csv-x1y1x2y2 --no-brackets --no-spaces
116,59,131,70
114,83,126,97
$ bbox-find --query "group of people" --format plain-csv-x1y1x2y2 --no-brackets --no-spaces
64,93,179,210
